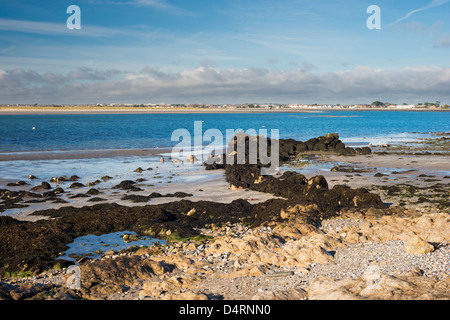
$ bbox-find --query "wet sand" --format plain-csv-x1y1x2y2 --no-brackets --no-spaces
0,164,282,222
325,153,450,172
312,153,450,188
0,148,171,161
1,150,448,222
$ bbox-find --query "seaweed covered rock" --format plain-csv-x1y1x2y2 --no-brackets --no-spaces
78,256,165,298
112,180,143,191
204,133,370,171
281,133,365,157
225,164,383,213
216,132,382,220
0,218,74,274
30,182,52,191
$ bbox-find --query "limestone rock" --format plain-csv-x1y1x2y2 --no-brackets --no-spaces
140,275,203,298
206,229,340,269
79,256,165,297
342,212,450,244
307,266,450,300
211,265,268,279
185,155,198,163
187,208,196,216
404,236,435,255
307,277,364,300
161,291,209,300
252,288,307,300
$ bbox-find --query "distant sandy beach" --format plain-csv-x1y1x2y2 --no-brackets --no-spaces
1,107,448,115
0,107,320,115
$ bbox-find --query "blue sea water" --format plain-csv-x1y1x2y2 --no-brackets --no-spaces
0,111,449,153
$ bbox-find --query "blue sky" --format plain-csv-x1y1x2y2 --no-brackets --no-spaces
0,0,449,104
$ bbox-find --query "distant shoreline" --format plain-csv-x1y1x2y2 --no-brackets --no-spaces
0,107,448,115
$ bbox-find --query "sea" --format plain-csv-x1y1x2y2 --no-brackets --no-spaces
1,111,449,152
0,110,449,183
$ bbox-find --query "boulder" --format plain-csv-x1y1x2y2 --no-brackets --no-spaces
161,291,209,300
6,181,28,187
112,180,142,191
31,182,51,191
306,267,447,300
295,142,307,153
139,275,203,298
335,142,346,153
325,133,339,139
404,236,435,255
305,139,316,151
313,142,327,152
186,155,197,162
53,187,65,194
252,288,307,300
69,182,85,189
86,188,100,195
79,256,165,297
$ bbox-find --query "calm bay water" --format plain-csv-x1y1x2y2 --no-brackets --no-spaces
0,111,449,153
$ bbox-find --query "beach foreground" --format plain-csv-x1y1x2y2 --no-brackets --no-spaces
0,133,449,301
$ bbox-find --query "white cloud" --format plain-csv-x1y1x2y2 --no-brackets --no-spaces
68,67,124,80
434,33,450,47
112,0,193,15
1,65,450,104
385,0,450,29
0,18,134,37
0,18,70,36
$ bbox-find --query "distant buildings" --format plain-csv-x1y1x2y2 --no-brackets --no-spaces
387,104,416,109
0,102,448,109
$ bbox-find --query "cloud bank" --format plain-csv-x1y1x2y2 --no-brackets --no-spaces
1,65,449,104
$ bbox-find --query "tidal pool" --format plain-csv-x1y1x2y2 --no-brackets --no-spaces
60,231,166,262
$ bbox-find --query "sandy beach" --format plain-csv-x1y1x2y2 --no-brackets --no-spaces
1,167,282,222
1,151,448,221
0,107,321,115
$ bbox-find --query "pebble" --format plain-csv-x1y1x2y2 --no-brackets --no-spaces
307,240,450,280
264,271,295,278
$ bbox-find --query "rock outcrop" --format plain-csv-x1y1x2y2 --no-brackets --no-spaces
307,268,450,300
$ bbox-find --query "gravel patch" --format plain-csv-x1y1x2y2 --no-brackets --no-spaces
307,240,450,280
